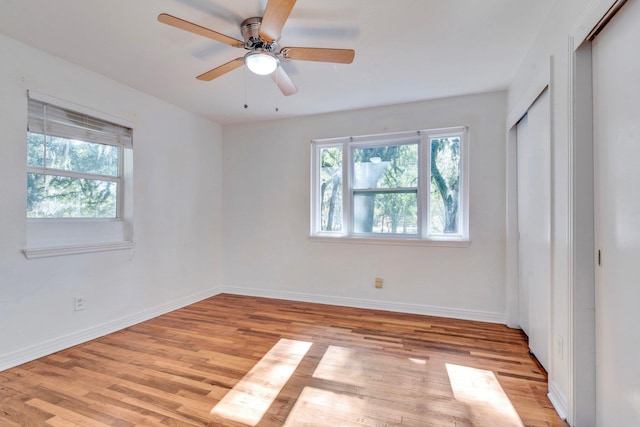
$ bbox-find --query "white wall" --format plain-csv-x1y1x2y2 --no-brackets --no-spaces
0,34,224,369
222,92,507,321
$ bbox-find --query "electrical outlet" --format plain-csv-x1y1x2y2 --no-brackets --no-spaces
74,297,86,311
375,277,383,289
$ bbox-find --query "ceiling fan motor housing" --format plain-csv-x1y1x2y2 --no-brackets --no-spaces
241,17,278,52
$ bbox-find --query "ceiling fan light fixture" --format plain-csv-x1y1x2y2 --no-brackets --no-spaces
245,51,278,75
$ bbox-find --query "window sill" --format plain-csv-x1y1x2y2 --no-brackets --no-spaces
309,235,471,248
23,241,136,259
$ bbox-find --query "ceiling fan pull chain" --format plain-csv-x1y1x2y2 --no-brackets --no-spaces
244,66,249,109
275,67,279,112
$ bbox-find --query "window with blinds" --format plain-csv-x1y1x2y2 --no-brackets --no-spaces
26,97,133,219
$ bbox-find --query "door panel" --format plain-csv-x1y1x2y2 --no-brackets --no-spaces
517,115,530,336
517,89,551,372
592,0,640,423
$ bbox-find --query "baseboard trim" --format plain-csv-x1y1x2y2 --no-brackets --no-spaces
0,287,223,372
1,286,506,372
548,380,568,421
223,286,505,324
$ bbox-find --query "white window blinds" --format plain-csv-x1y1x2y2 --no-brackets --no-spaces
27,97,133,148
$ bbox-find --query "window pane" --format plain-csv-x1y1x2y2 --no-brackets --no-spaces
353,191,417,234
430,137,461,234
320,146,342,232
33,134,119,176
47,136,119,176
27,173,117,218
27,132,45,168
353,144,418,189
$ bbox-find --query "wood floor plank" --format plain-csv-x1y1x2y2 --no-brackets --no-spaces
0,294,567,426
27,398,113,427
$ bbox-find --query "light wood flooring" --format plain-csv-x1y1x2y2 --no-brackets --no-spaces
0,294,567,426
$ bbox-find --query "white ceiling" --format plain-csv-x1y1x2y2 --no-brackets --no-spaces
0,0,557,125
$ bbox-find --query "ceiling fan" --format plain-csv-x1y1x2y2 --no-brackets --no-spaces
158,0,356,96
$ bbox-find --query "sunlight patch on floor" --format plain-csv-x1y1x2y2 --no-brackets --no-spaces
293,345,424,425
312,345,361,386
313,345,429,390
445,363,525,427
210,338,312,426
283,387,370,426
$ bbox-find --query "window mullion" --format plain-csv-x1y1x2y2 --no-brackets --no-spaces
310,142,317,234
353,188,417,194
27,166,120,183
420,133,430,238
43,108,48,173
343,141,351,237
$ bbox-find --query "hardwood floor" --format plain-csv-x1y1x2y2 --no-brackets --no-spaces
0,294,567,426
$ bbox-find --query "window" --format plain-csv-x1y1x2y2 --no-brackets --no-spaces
311,127,468,243
27,96,132,219
23,92,134,258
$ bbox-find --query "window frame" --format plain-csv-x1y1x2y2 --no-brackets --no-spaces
23,91,135,258
310,127,469,244
26,92,132,221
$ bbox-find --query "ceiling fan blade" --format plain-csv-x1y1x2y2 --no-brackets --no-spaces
281,47,355,64
259,0,296,42
158,13,244,48
271,65,298,96
196,58,244,81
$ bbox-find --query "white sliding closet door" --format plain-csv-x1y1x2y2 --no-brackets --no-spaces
517,88,551,372
592,0,640,423
516,116,531,336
